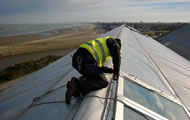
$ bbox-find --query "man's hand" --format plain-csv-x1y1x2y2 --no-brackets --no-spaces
113,73,119,81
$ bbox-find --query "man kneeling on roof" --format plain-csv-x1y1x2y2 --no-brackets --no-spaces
65,36,121,104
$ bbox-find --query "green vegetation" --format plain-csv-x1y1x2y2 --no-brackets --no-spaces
0,55,62,84
144,31,169,38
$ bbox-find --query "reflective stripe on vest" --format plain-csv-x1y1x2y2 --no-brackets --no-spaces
80,36,112,67
85,42,100,66
95,40,106,64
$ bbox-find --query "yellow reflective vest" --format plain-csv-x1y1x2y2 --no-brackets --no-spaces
80,36,113,67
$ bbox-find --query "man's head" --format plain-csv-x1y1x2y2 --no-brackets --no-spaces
106,37,121,50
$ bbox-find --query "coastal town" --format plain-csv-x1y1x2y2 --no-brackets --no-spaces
96,22,183,39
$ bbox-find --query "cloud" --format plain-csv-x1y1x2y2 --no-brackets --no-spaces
128,0,190,4
0,0,50,15
64,0,102,5
0,0,189,23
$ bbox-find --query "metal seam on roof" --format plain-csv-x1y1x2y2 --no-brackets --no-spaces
16,68,74,120
128,28,190,118
102,25,124,120
101,78,113,120
130,29,178,98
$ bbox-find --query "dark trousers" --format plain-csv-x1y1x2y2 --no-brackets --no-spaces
72,48,108,96
78,74,108,96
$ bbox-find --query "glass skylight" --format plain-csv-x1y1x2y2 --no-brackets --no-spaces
123,77,190,120
124,105,154,120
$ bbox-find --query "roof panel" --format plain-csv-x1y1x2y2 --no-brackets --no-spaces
133,27,190,111
19,87,80,120
0,25,190,120
120,27,173,96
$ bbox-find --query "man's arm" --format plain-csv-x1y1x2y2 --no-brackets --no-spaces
106,39,121,79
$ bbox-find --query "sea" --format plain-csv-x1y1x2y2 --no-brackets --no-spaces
0,23,80,37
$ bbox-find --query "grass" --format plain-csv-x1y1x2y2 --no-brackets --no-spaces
144,31,169,38
0,55,62,84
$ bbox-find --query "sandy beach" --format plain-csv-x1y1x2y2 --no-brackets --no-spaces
0,24,103,91
0,24,103,57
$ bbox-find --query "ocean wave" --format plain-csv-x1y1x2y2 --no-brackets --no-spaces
0,23,80,37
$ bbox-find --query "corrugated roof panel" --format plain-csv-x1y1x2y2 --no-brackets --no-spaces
0,25,190,120
133,27,190,111
0,25,124,120
120,27,173,96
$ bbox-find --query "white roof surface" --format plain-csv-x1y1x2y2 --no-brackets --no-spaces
0,25,190,120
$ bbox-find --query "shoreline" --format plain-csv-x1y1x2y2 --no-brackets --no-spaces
0,23,103,91
0,24,103,57
0,23,103,70
0,23,80,38
0,48,74,71
0,24,82,46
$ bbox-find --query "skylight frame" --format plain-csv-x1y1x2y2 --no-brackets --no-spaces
115,72,190,120
115,76,168,120
121,71,182,105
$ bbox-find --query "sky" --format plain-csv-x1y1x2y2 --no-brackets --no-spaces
0,0,190,23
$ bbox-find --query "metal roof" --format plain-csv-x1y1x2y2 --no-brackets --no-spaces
0,25,190,120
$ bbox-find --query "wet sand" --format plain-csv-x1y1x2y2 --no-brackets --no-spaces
0,24,103,91
0,24,103,57
0,24,103,70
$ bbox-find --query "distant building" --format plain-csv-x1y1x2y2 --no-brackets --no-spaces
158,24,190,60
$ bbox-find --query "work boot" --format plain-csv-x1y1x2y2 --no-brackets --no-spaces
66,81,80,98
73,90,80,98
73,78,80,98
65,77,78,104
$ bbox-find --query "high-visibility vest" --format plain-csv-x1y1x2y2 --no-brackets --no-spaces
80,36,113,67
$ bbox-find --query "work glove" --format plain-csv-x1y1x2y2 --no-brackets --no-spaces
113,72,119,81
